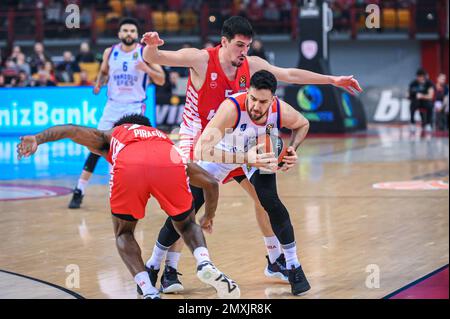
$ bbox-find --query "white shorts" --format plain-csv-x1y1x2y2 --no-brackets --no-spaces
196,160,257,184
178,121,202,163
97,100,146,131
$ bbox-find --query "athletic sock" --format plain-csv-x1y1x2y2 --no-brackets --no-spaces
282,243,301,269
263,236,282,263
134,271,158,296
146,242,169,270
76,179,88,194
165,252,181,270
193,247,211,266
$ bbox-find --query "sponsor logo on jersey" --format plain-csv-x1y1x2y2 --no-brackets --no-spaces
239,75,247,88
133,52,138,60
266,124,274,134
210,81,218,89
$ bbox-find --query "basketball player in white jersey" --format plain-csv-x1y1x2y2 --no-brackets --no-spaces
195,70,312,295
68,18,165,209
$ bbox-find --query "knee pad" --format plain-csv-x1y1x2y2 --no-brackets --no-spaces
83,153,101,173
190,185,205,213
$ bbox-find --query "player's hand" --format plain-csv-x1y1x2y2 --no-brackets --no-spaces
93,85,101,95
248,144,278,172
199,215,214,234
17,135,38,160
141,32,165,47
331,75,363,95
280,146,298,172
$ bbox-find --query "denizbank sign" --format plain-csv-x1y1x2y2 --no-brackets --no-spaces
0,86,156,134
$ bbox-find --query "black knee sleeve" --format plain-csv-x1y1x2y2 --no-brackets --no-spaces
190,185,205,213
83,152,101,173
157,217,180,247
251,171,295,245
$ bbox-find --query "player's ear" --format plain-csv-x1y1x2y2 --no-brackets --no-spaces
221,36,228,47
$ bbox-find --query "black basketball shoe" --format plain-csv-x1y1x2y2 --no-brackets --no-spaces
288,265,311,295
68,188,84,209
264,254,289,281
160,265,184,294
137,265,159,295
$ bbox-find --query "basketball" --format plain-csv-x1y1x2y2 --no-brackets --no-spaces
256,134,289,167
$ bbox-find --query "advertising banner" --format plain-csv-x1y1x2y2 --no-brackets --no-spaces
0,86,156,135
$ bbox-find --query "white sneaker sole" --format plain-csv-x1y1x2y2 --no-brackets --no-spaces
197,265,240,299
264,267,289,281
161,283,184,294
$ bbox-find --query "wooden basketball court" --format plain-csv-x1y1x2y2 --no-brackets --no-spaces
0,125,448,299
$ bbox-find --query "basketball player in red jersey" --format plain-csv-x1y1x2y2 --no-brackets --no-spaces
141,16,362,293
16,114,268,299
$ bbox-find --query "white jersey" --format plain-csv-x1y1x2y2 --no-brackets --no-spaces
217,92,281,154
107,43,148,104
197,91,282,183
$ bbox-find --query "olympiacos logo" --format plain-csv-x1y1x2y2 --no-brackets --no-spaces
301,40,318,60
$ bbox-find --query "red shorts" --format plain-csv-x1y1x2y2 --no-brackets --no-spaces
109,141,193,220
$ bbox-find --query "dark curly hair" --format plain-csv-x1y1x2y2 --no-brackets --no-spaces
113,114,151,127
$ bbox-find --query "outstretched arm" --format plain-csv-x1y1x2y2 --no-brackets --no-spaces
248,55,363,95
141,31,208,73
17,125,111,160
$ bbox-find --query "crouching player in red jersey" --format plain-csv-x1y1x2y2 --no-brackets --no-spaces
17,114,247,299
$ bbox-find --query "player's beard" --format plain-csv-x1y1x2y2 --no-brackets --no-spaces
249,107,267,122
121,37,136,46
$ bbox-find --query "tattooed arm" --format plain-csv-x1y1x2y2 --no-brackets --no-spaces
17,125,112,160
93,47,111,94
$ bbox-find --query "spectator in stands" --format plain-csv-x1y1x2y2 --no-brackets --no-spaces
10,45,22,62
264,1,280,22
28,42,52,74
32,70,56,87
434,73,449,131
16,70,31,87
408,69,435,133
16,53,31,76
0,74,5,88
247,1,264,23
78,70,93,86
249,39,267,60
44,61,57,83
2,59,19,86
203,39,215,49
76,42,96,63
56,51,80,83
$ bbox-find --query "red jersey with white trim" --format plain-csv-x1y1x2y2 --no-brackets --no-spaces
183,45,251,131
107,124,173,165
